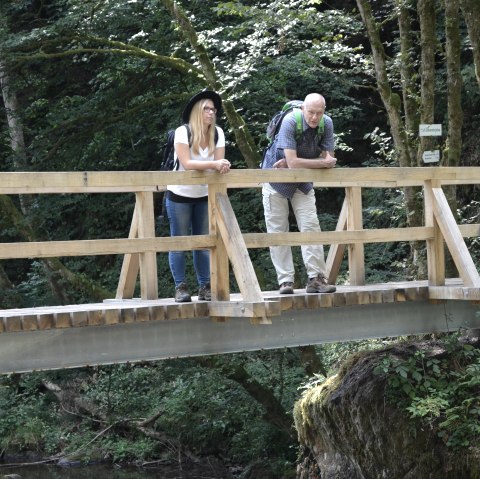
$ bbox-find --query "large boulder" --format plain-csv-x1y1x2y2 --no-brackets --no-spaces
294,341,480,479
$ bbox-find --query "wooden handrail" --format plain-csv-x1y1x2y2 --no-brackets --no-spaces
0,167,479,193
0,167,478,321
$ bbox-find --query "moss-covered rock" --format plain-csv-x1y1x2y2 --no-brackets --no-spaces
294,341,480,478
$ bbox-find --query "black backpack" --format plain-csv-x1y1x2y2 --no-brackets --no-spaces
260,100,325,168
160,124,219,171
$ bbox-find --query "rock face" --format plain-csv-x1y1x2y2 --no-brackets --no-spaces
293,342,480,479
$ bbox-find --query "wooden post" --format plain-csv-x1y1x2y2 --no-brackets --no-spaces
424,180,445,286
430,183,480,286
326,197,347,284
116,204,140,299
208,183,230,306
136,192,158,299
346,186,365,285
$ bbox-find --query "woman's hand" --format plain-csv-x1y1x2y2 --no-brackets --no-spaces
215,159,231,174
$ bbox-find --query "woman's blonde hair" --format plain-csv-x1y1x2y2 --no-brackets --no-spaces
188,99,217,155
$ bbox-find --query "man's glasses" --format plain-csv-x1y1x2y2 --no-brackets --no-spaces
203,106,217,114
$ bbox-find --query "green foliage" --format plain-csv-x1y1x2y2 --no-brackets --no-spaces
0,373,59,454
374,334,480,450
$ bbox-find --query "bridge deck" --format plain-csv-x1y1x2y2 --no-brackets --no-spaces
0,279,478,334
1,279,479,374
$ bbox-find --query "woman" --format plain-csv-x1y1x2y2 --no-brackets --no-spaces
166,90,231,303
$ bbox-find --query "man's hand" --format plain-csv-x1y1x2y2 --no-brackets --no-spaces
319,153,336,169
273,158,288,169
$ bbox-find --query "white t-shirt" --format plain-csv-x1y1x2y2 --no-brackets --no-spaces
167,125,226,198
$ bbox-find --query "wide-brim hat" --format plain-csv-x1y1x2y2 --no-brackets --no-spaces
182,90,222,123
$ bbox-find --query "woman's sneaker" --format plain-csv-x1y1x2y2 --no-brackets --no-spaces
306,274,336,293
175,282,192,302
198,282,211,301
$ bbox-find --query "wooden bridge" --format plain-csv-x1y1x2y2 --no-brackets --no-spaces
0,167,479,373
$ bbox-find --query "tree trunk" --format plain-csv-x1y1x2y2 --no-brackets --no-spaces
195,357,295,440
444,0,464,170
417,0,437,165
355,0,412,168
356,0,424,276
1,52,114,304
161,0,261,168
396,0,419,162
298,346,328,377
460,0,480,87
443,0,463,278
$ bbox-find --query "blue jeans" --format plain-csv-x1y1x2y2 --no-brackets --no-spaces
166,196,210,287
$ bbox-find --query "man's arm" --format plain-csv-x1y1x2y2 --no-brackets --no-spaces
274,150,336,169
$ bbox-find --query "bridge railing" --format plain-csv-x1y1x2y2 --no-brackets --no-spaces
0,167,479,322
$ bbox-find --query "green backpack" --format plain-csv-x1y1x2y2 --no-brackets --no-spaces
265,100,325,144
261,100,325,168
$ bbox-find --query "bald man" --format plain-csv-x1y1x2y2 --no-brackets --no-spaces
262,93,337,295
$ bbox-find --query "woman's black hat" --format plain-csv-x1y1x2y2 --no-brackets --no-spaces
182,90,222,123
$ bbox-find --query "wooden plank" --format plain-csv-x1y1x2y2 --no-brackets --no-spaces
209,184,230,312
135,307,151,322
459,223,480,238
177,303,196,320
431,187,480,286
429,286,480,301
357,291,371,305
136,192,158,299
150,305,166,321
5,317,22,332
293,295,307,310
38,314,54,330
21,315,38,331
382,290,395,303
345,291,359,306
346,186,365,286
0,236,216,260
333,293,347,308
214,192,263,303
306,295,320,309
104,309,121,325
265,300,281,317
424,180,446,286
55,312,71,328
87,310,104,326
208,301,274,319
122,309,136,323
116,204,140,299
194,302,210,318
242,226,434,249
319,293,334,308
394,289,407,302
278,295,295,312
0,168,479,194
326,198,347,284
71,311,88,328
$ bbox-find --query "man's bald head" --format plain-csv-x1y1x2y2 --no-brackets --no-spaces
302,93,326,128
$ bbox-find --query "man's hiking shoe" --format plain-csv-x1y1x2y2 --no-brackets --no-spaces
306,274,336,293
175,282,192,302
198,282,211,301
279,282,294,294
